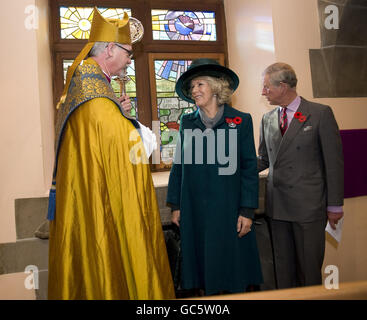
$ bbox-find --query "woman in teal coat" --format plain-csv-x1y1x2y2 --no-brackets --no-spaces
167,59,263,295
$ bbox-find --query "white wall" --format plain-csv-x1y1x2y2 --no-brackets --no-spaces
0,0,53,299
224,0,276,147
0,273,35,300
0,0,54,244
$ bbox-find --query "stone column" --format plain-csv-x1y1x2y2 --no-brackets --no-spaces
309,0,367,97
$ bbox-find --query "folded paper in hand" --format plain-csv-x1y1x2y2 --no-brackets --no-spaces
325,216,344,243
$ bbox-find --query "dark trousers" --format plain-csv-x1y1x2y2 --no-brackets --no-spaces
268,218,327,289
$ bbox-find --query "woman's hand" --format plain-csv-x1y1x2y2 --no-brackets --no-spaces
237,216,252,238
172,210,180,227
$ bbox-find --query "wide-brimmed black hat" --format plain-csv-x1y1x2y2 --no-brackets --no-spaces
175,58,239,103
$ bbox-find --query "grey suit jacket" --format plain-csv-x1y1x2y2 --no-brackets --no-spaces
258,97,344,222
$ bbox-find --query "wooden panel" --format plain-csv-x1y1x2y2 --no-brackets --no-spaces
191,281,367,300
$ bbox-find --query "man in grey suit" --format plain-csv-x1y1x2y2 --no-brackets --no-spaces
258,62,344,289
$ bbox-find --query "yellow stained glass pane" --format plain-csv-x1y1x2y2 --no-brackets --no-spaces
72,29,84,39
60,6,131,40
64,11,72,19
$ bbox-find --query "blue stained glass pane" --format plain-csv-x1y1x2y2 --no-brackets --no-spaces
175,21,192,35
185,11,197,19
152,9,216,41
203,11,215,18
162,61,173,79
155,61,164,74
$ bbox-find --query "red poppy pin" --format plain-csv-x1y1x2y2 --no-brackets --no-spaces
294,112,307,123
233,117,242,124
225,116,242,128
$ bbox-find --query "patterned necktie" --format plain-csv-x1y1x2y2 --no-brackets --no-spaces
280,107,288,136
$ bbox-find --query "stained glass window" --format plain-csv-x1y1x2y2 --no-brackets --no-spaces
52,1,226,172
155,60,197,163
152,10,216,41
60,7,131,40
63,59,137,117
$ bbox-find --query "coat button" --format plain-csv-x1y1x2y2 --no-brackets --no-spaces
296,146,300,150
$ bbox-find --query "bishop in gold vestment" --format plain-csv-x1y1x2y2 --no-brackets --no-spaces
48,58,174,300
48,9,175,300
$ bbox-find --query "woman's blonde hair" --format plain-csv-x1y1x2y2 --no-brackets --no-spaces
190,76,233,105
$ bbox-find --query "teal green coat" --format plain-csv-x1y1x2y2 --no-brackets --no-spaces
167,104,263,294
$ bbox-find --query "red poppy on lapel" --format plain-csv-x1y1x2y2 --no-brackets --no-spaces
225,117,242,125
233,116,242,124
294,111,307,123
294,112,302,119
299,115,307,122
